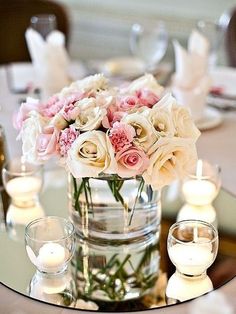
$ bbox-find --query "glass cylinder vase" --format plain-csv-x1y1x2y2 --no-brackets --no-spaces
68,174,161,303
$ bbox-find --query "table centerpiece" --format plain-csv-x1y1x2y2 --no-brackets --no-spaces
14,73,200,304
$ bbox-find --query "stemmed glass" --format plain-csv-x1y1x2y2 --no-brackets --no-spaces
30,14,57,38
130,21,168,71
196,20,225,67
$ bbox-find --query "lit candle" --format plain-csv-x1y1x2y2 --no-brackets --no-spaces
169,240,214,276
182,160,216,205
6,176,42,201
37,243,66,272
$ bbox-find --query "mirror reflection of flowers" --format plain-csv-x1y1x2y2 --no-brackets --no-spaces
14,74,200,192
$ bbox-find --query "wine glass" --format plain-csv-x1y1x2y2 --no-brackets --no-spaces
196,20,225,67
30,14,57,38
130,21,168,71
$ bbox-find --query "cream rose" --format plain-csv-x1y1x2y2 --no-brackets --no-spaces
59,74,108,98
148,107,175,137
67,130,117,178
21,111,47,163
122,113,157,152
172,104,201,141
123,74,164,96
143,137,198,190
74,98,107,131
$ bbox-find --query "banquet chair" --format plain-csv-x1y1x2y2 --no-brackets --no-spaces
0,0,69,64
218,7,236,67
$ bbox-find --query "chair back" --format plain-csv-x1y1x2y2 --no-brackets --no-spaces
0,0,69,64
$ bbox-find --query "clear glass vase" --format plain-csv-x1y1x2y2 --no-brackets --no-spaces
68,174,161,303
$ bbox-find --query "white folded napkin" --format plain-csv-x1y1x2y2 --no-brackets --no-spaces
172,30,211,121
25,28,70,99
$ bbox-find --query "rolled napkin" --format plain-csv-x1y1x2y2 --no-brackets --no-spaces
172,30,211,121
25,28,70,100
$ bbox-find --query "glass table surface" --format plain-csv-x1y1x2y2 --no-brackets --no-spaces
0,168,235,312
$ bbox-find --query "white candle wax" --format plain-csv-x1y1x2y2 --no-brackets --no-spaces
37,243,66,272
6,176,42,200
182,179,216,205
169,241,214,276
177,203,217,225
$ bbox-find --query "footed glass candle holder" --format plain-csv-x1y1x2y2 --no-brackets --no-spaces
166,220,218,303
25,216,75,274
2,157,44,240
178,159,221,225
25,216,76,306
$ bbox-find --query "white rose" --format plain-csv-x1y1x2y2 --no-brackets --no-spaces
122,113,157,152
153,93,176,110
21,111,47,163
59,74,108,98
74,98,107,131
67,130,117,178
143,137,198,190
172,104,201,141
51,113,68,130
148,106,175,137
123,74,164,95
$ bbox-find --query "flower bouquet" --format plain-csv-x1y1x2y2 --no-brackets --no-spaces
15,74,200,303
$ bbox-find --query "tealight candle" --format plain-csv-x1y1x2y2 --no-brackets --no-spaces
37,243,66,272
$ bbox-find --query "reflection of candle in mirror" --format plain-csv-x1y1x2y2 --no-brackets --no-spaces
6,176,42,201
182,160,216,205
168,241,214,276
37,243,66,272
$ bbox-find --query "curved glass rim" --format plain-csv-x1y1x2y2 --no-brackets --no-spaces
25,216,75,243
168,219,219,245
2,158,43,177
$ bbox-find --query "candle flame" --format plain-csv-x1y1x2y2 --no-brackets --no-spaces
196,159,203,179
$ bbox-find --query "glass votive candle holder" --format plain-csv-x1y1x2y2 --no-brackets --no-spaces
2,157,44,240
167,220,218,277
25,216,76,274
2,156,43,209
182,159,221,206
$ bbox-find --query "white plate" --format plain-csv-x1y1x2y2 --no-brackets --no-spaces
195,107,223,131
210,66,236,97
89,57,146,79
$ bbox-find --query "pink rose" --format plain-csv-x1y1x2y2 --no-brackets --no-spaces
13,98,39,130
102,105,126,128
40,95,63,118
58,125,79,157
61,92,85,121
116,146,149,178
136,89,160,107
109,122,135,152
36,126,59,160
117,95,139,112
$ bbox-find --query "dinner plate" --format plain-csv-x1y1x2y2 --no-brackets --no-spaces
195,107,223,131
89,56,146,79
210,66,236,97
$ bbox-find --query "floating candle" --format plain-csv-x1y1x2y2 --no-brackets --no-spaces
37,243,66,272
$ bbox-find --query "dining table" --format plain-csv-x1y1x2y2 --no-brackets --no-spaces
0,63,235,313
